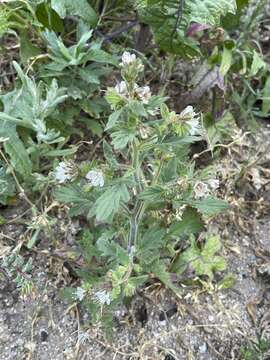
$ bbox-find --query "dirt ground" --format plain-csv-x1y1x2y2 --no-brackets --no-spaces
0,215,270,360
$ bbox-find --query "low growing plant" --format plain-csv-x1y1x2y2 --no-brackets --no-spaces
54,52,228,325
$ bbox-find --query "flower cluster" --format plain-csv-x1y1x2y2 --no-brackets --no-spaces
54,161,76,184
120,51,144,73
160,104,201,137
194,179,219,199
86,169,104,187
178,106,201,136
110,52,152,106
74,287,86,301
93,289,111,305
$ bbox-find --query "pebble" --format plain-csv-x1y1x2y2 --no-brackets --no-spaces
199,343,207,354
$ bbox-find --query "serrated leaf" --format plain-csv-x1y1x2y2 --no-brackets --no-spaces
169,207,204,237
137,227,166,262
150,260,181,294
172,235,226,278
87,120,103,137
128,101,147,117
54,184,92,216
84,49,118,66
93,183,130,222
103,140,119,169
138,185,165,202
138,0,236,57
51,0,98,26
105,109,123,130
20,31,41,63
97,231,129,265
189,197,229,215
111,129,135,150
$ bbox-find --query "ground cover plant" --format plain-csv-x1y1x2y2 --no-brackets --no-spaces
1,0,270,358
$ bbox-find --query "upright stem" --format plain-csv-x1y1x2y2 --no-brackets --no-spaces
128,140,145,253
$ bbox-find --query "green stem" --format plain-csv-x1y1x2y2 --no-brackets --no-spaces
127,140,145,253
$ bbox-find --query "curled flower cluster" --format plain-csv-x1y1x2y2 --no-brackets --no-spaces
86,169,104,187
120,51,144,72
194,179,220,199
113,52,152,105
114,81,128,96
54,161,76,184
120,51,136,66
93,289,111,305
74,287,86,301
134,84,151,103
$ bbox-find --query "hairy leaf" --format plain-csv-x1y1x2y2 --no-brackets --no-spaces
137,0,237,57
51,0,98,26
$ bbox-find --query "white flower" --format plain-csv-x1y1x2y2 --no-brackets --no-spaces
75,287,86,301
54,161,74,184
179,105,198,120
86,170,104,187
187,118,201,136
194,181,209,199
93,290,111,305
114,81,128,96
179,106,201,136
120,51,136,66
207,179,219,190
135,85,151,104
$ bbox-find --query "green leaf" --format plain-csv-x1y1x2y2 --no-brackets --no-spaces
128,101,147,117
137,227,166,262
35,2,64,31
262,76,270,115
111,129,135,150
97,231,129,265
86,120,103,137
84,49,118,66
220,43,233,76
103,140,119,169
201,235,222,258
20,31,41,63
54,184,92,216
188,197,229,216
172,235,226,278
51,0,98,26
169,208,204,237
93,183,130,222
222,0,249,29
138,185,165,202
0,164,16,205
0,124,32,178
138,0,236,57
42,146,78,157
171,238,200,273
124,275,148,297
250,50,266,77
150,260,181,294
105,109,123,130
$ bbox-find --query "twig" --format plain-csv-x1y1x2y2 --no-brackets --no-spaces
170,0,185,46
193,132,248,160
98,21,138,42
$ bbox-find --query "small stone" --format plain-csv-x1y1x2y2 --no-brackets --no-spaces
199,343,207,354
40,329,49,342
